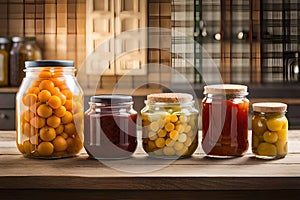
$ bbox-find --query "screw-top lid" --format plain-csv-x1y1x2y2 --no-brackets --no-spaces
252,102,287,113
90,95,133,104
11,36,26,43
24,36,36,42
0,37,10,44
25,60,74,68
147,93,193,103
204,84,248,95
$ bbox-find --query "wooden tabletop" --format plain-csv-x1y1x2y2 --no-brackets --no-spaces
1,130,300,199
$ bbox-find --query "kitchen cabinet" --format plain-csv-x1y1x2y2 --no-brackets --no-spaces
86,0,147,76
0,89,17,130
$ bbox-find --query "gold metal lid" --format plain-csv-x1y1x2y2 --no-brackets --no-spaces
252,102,287,113
204,84,248,95
147,93,193,103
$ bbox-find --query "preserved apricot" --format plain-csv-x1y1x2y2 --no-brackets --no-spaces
48,96,62,109
54,106,66,117
30,116,46,128
61,111,73,124
39,126,56,142
64,123,76,136
23,110,35,122
28,87,40,95
39,80,55,91
47,115,61,128
22,93,38,106
38,90,51,103
38,142,54,156
37,104,53,118
53,136,68,152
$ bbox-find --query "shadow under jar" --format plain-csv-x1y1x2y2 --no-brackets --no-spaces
141,93,199,159
84,95,137,159
202,84,249,158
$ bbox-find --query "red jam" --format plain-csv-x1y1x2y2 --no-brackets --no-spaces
201,84,249,157
84,95,137,159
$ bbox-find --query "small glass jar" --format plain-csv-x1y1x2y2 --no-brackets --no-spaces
16,60,84,159
252,102,288,159
141,93,199,159
84,95,137,159
202,84,249,157
10,36,42,86
0,37,10,86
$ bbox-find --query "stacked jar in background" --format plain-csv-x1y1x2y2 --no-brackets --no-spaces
0,36,42,87
10,36,42,86
0,37,10,86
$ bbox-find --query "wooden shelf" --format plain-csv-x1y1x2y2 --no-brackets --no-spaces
0,87,19,93
1,130,300,199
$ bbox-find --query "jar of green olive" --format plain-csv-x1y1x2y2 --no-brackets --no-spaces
141,93,199,159
252,102,288,159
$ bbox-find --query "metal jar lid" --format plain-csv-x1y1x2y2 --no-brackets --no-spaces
25,60,74,68
252,102,287,113
204,84,248,95
11,36,26,43
0,37,10,44
90,95,133,104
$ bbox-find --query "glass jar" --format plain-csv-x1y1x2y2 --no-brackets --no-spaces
10,36,42,86
252,102,288,159
202,84,249,157
84,95,137,159
141,93,199,159
16,60,84,159
0,37,10,86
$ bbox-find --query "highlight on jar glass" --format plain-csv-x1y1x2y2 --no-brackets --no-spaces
141,93,199,159
202,84,249,158
84,95,137,159
252,102,288,159
16,60,84,159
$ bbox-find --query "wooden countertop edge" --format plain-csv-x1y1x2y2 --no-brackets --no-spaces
1,176,300,191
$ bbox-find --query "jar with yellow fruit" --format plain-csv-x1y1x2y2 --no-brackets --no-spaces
252,102,288,159
141,93,199,159
16,60,84,159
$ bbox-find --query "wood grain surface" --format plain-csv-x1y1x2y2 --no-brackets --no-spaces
1,130,300,199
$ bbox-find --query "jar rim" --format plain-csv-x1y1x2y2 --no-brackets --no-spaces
147,93,193,103
145,100,195,106
204,84,248,95
25,60,74,68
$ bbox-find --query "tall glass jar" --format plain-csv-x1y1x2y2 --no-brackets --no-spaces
84,95,138,159
0,37,10,86
10,36,42,86
141,93,199,159
252,102,288,159
16,60,84,159
202,84,249,157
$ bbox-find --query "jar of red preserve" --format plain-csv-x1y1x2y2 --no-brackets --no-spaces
202,84,249,157
84,95,137,159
